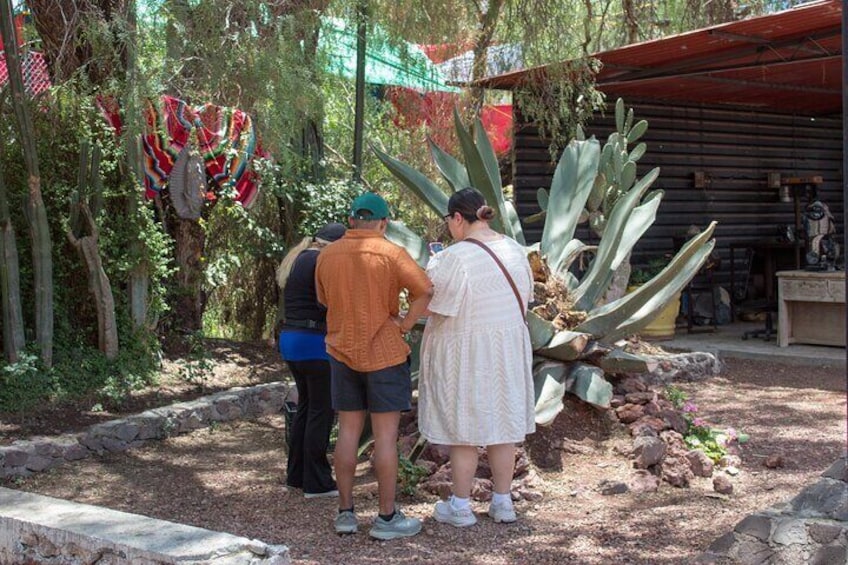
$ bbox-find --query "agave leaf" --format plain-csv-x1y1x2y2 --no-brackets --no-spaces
576,222,717,339
598,349,658,374
605,243,715,341
537,330,591,361
372,144,448,215
527,310,555,349
541,138,601,275
574,191,662,304
453,108,508,235
629,142,647,162
386,221,430,268
504,199,526,245
428,138,469,192
571,167,661,310
567,363,612,408
533,359,573,426
474,116,503,199
627,120,649,144
536,187,549,211
575,124,585,141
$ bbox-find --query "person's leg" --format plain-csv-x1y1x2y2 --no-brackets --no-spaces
285,360,309,489
334,409,366,510
487,443,516,495
366,360,413,515
302,360,336,494
369,410,400,515
364,361,421,540
329,357,368,514
449,445,479,499
486,443,517,523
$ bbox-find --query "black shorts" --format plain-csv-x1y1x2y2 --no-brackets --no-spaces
329,357,412,413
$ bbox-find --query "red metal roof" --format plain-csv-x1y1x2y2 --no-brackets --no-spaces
477,0,843,116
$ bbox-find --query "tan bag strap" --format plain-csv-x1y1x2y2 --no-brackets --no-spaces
464,238,525,320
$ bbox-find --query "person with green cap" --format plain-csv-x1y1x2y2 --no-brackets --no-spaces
316,192,432,540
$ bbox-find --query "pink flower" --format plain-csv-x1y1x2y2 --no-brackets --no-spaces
692,417,706,428
682,401,698,413
725,427,738,440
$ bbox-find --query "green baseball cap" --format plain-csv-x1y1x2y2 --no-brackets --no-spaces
351,192,391,220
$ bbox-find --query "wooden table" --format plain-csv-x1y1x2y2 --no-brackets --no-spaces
776,270,845,347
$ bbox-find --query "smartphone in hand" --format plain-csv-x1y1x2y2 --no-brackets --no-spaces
428,241,444,255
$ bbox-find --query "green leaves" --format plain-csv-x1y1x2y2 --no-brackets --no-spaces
540,137,600,276
371,144,449,216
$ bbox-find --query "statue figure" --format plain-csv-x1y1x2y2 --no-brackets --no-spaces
803,194,839,270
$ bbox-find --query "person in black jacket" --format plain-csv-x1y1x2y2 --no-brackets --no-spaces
277,222,346,498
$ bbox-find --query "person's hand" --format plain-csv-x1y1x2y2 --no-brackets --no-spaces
392,315,409,334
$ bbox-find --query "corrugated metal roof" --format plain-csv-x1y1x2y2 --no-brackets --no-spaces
477,0,843,115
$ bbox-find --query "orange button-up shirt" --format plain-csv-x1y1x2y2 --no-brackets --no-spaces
316,229,431,372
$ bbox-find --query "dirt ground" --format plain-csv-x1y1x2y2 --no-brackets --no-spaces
3,341,846,565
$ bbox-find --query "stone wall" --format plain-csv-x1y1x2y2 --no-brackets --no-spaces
0,382,287,479
700,457,848,564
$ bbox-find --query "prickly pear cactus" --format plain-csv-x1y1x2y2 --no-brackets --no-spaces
374,102,716,426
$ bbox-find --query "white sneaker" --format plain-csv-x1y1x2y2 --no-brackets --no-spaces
488,500,517,523
433,499,477,527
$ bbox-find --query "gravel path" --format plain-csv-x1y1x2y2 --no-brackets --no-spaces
8,357,846,564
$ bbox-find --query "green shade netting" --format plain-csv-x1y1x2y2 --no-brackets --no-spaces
320,17,457,92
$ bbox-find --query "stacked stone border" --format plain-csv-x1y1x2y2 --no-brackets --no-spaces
0,382,288,479
700,456,848,564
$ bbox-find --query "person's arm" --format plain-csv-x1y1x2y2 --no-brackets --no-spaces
398,287,433,332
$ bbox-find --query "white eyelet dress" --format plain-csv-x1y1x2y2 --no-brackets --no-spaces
418,237,536,446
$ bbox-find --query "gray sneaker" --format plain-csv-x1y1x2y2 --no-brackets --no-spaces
334,510,358,534
369,509,422,540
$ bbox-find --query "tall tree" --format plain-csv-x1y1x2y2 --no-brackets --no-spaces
0,0,54,367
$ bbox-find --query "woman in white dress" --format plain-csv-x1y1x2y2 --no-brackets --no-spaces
418,187,535,527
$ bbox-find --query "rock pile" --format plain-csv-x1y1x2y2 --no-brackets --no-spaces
609,373,738,493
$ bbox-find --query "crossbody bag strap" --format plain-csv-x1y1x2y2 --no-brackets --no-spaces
464,238,526,320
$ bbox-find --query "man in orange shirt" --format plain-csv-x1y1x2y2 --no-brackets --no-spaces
316,192,432,540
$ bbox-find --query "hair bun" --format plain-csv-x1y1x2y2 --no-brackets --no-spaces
476,205,496,221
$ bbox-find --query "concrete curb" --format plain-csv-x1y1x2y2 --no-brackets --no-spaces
0,488,290,564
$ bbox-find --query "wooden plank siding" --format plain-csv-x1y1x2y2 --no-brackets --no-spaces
511,101,844,296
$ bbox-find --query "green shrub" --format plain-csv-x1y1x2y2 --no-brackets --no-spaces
0,353,53,413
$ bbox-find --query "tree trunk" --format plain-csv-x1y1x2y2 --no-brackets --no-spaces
468,0,503,118
1,0,54,367
171,217,206,334
67,205,119,359
0,172,24,363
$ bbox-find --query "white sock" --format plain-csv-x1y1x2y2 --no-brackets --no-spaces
492,492,512,506
449,495,470,510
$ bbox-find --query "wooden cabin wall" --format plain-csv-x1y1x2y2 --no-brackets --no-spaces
511,101,844,298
